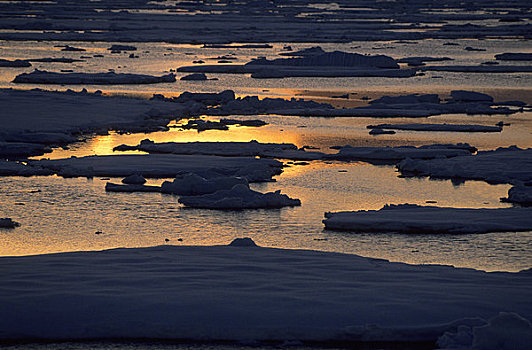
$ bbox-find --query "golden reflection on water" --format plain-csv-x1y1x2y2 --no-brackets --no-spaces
40,123,305,159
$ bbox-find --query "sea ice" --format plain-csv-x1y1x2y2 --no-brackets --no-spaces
13,70,176,84
114,139,324,161
160,173,248,195
121,174,146,185
397,146,532,185
502,185,532,205
327,144,475,164
323,204,532,234
30,154,283,182
495,53,532,61
180,73,208,80
367,123,502,133
0,58,31,67
178,184,301,209
105,182,161,193
0,218,20,228
1,243,531,344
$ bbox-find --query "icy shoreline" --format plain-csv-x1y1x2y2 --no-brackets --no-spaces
1,241,531,348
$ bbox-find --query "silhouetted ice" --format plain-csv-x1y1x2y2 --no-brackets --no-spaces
323,204,532,234
398,146,532,184
178,184,301,209
13,70,176,84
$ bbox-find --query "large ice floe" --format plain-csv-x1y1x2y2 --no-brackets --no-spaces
177,50,416,78
326,143,476,164
114,139,324,161
29,154,283,182
0,88,198,159
178,184,301,209
367,123,503,133
397,146,532,185
13,70,176,84
323,204,532,234
1,240,531,347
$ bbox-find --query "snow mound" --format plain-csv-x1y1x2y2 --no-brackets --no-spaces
397,146,532,185
13,70,176,84
178,184,301,209
323,204,532,234
229,237,258,247
438,312,532,350
0,218,20,228
327,143,475,164
121,174,146,185
161,173,248,195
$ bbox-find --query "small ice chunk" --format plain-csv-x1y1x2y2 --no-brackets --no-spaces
0,218,20,228
108,45,137,51
229,237,258,247
121,174,146,185
180,73,208,81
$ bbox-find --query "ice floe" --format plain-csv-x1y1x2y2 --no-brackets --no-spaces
105,182,160,193
502,185,532,206
367,123,502,133
161,173,248,195
1,243,531,345
495,53,532,61
0,217,20,228
13,70,176,84
0,88,190,158
0,58,31,67
323,204,532,234
326,143,475,164
180,73,209,80
114,139,324,161
178,184,301,209
397,146,532,185
30,154,283,182
177,50,416,79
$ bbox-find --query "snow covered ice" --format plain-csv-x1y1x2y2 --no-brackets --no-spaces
323,204,532,234
1,241,531,347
